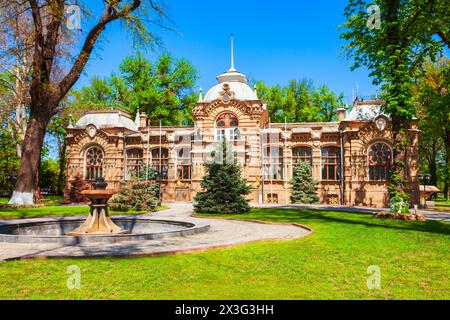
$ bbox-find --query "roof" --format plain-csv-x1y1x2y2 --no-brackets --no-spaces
203,69,257,103
75,110,138,132
347,99,389,121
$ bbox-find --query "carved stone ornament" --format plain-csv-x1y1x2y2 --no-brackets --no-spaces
311,130,322,140
86,124,97,139
375,116,387,132
219,83,235,104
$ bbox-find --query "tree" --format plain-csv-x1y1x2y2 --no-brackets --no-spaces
194,140,251,214
109,180,159,212
255,79,345,123
3,0,169,205
340,0,446,205
72,53,199,126
413,57,450,197
290,162,319,204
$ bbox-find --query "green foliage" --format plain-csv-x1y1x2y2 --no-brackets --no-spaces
40,158,60,194
71,52,199,126
290,162,319,204
413,57,450,197
389,195,410,214
339,0,449,201
255,79,345,123
109,180,159,212
194,140,251,214
0,130,19,196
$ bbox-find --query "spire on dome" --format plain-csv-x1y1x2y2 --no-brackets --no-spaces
229,33,236,72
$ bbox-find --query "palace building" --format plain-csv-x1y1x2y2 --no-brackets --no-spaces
65,52,420,208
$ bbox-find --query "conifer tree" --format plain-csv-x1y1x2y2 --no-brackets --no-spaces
194,140,250,214
290,162,319,204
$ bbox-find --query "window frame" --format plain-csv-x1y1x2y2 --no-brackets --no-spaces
321,146,341,181
84,146,105,181
126,148,144,180
263,146,284,181
368,142,392,181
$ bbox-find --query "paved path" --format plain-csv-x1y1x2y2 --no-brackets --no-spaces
254,204,450,222
0,203,311,261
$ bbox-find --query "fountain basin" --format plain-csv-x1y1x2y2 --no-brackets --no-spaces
0,217,210,245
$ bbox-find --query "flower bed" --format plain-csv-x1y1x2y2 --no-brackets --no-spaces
373,212,426,221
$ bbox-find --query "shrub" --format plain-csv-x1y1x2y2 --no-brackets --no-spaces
389,195,410,214
109,180,159,212
290,162,319,204
194,140,251,214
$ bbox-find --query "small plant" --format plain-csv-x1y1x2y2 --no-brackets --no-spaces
389,195,410,214
109,180,159,212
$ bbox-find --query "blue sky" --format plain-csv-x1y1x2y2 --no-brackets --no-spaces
75,0,379,105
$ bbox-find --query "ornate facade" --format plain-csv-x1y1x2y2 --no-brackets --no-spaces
65,62,420,208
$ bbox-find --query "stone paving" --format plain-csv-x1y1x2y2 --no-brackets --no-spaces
0,203,311,261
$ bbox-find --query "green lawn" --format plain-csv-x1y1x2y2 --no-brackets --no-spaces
434,198,450,212
0,198,168,219
0,208,448,300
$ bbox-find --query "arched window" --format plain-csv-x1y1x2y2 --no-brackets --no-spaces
321,147,341,181
292,147,312,166
151,148,169,180
126,149,143,179
176,148,191,181
85,146,104,180
263,146,284,180
215,113,240,141
368,143,392,181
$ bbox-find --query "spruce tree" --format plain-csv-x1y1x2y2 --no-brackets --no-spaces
290,161,319,204
194,140,250,214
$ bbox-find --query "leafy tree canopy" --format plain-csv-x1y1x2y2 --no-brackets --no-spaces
71,52,199,126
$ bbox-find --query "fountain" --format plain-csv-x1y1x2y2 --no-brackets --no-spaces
68,178,127,236
0,179,210,245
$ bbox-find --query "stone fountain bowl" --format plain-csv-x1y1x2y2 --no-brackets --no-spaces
0,217,210,245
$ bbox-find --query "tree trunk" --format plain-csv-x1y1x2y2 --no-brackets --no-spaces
8,108,50,205
389,115,409,199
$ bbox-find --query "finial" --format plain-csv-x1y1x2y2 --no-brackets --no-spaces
229,33,236,72
68,114,74,129
198,88,204,103
253,84,258,100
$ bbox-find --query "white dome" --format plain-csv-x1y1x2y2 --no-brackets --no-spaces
203,70,257,103
75,111,138,132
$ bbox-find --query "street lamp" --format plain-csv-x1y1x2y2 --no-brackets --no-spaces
418,174,432,209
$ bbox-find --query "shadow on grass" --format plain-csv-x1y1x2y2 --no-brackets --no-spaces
238,208,450,237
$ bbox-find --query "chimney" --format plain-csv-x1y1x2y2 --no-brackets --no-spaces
139,114,148,128
337,108,346,122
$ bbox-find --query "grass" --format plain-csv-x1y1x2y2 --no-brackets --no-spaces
0,197,169,219
0,207,448,300
433,198,450,212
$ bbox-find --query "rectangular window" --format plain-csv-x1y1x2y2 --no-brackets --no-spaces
321,147,341,181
